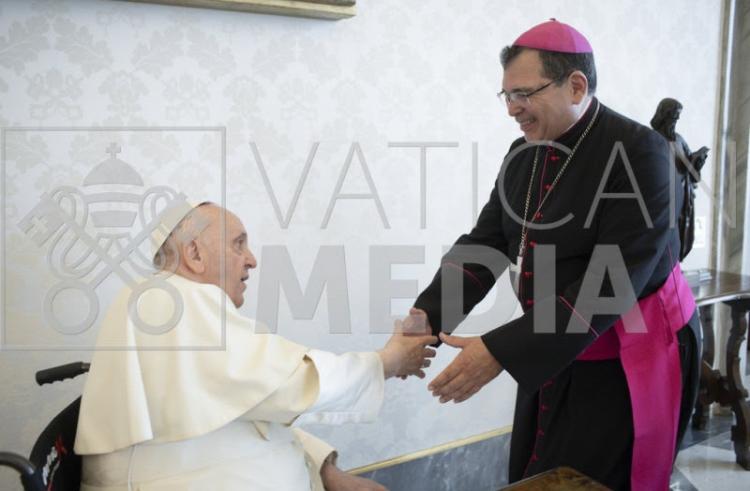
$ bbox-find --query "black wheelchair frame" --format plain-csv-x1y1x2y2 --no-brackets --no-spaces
0,362,90,491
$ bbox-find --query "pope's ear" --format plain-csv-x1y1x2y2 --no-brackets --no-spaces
182,239,205,274
568,70,588,103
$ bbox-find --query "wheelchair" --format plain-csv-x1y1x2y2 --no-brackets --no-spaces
0,362,90,491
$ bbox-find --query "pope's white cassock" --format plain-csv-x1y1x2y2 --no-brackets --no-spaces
74,272,384,491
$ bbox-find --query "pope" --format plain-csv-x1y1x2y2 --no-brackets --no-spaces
75,201,437,491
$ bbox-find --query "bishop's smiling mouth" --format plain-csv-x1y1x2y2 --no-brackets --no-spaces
518,118,536,131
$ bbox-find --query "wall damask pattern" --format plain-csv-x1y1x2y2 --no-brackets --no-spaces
0,0,722,488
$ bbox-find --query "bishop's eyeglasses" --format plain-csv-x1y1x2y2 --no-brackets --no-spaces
497,80,555,106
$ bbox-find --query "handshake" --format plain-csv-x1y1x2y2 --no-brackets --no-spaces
377,308,437,380
377,308,504,404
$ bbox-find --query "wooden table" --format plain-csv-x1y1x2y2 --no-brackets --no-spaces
499,466,610,490
688,269,750,469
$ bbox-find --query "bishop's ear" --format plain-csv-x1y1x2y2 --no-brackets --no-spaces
568,70,589,103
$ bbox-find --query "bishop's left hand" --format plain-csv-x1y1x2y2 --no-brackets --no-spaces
428,332,503,403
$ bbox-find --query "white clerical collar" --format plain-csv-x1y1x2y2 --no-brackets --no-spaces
560,97,593,135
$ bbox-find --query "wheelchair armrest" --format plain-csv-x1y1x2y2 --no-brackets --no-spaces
0,451,34,476
36,362,90,386
0,451,44,491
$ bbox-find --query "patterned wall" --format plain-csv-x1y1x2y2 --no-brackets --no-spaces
0,0,722,488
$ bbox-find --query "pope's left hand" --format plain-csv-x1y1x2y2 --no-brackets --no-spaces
428,332,503,403
321,461,388,490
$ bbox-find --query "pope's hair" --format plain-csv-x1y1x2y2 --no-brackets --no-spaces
152,202,215,271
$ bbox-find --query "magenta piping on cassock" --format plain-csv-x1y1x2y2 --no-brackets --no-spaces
443,262,484,289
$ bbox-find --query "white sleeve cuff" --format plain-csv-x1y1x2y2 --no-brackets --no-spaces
292,428,337,471
295,350,385,426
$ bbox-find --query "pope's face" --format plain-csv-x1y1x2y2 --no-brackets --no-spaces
501,49,579,142
197,207,257,308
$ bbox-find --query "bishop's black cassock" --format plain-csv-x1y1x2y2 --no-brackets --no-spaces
414,98,701,490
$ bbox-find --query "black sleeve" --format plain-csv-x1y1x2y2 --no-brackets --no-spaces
482,130,677,393
414,178,511,336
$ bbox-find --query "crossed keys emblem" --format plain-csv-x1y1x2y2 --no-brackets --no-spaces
18,143,188,335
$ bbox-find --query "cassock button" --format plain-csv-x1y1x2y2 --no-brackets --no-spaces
550,155,560,161
529,241,537,248
543,184,552,191
523,271,533,278
534,212,543,220
525,299,534,307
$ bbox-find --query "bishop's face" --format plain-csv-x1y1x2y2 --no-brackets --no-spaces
501,49,580,142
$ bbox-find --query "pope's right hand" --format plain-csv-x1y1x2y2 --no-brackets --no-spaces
378,322,437,379
402,307,432,335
